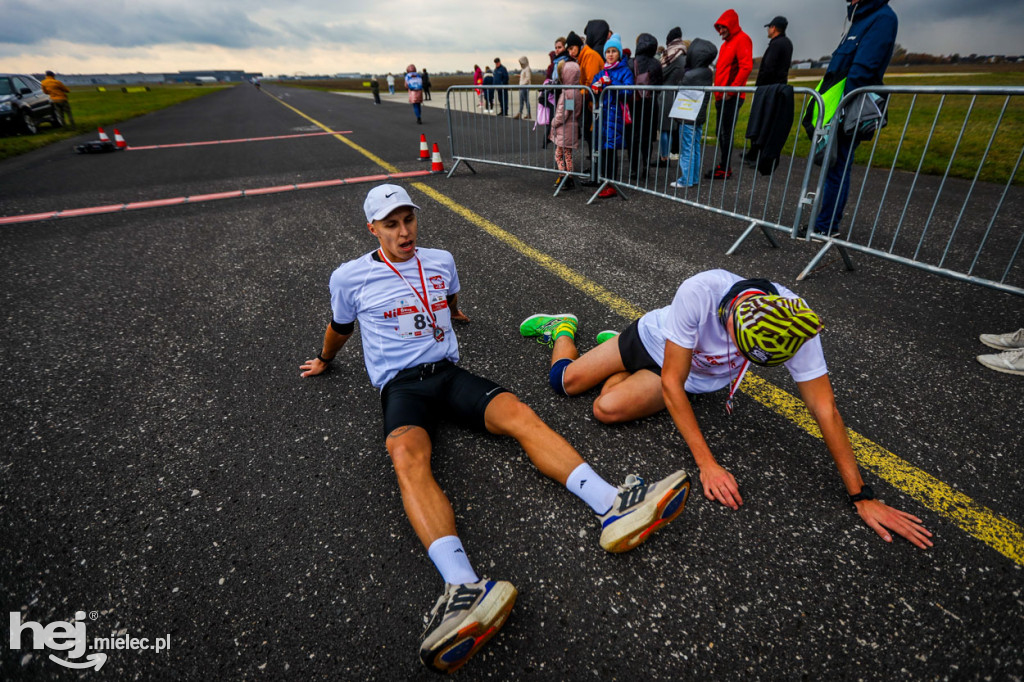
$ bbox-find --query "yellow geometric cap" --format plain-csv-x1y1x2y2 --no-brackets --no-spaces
733,295,823,366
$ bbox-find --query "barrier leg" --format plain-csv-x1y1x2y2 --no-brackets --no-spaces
727,220,779,256
586,180,610,205
797,242,856,281
446,159,477,178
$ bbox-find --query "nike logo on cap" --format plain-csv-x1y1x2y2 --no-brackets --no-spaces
385,192,397,198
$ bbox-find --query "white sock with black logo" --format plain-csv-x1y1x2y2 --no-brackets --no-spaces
427,535,479,585
566,462,618,516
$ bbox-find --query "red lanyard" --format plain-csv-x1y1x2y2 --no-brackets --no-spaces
378,248,444,341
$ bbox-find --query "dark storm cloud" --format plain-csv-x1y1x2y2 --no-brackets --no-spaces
0,0,275,48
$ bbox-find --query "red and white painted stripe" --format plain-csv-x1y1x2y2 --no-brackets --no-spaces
126,130,354,151
0,171,433,227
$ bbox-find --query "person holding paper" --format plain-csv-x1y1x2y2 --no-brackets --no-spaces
670,38,717,188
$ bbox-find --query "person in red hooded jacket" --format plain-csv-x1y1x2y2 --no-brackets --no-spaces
708,9,753,179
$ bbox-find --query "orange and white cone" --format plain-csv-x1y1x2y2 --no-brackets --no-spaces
430,143,445,173
98,127,111,143
418,134,429,161
113,129,127,150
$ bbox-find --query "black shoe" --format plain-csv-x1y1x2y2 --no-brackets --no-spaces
417,117,422,124
580,179,600,188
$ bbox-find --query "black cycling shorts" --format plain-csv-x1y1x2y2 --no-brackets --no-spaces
380,360,509,437
617,319,662,376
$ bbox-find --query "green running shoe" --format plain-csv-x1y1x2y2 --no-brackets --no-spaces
596,330,618,345
519,313,578,345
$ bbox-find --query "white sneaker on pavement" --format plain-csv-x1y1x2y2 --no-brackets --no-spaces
979,328,1024,351
977,348,1024,376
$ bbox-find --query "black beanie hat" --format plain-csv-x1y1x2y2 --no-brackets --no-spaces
666,27,682,44
566,31,584,49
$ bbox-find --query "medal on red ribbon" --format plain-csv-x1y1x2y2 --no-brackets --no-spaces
378,248,445,343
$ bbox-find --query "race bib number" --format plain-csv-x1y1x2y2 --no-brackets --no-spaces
384,294,450,339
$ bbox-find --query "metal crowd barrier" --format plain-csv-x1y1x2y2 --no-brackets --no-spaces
798,85,1024,296
445,85,597,195
587,84,827,254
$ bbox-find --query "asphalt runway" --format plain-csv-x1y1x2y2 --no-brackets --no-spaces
2,83,1023,680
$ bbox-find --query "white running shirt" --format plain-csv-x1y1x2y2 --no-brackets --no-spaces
329,247,460,389
636,269,828,393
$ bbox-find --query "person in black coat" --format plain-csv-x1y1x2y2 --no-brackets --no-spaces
629,32,663,180
422,69,432,100
756,16,793,86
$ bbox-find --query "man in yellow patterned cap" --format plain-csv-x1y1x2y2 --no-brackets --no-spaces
519,268,932,549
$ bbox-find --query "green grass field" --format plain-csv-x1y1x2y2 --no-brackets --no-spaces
0,84,232,160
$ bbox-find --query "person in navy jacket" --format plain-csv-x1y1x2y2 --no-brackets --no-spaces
813,0,898,236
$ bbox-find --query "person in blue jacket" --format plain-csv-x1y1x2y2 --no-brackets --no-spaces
493,57,510,115
590,33,634,198
812,0,897,237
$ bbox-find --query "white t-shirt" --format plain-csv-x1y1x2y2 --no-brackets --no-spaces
637,269,828,393
329,247,460,389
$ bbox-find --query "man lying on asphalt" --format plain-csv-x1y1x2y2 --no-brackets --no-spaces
300,184,691,673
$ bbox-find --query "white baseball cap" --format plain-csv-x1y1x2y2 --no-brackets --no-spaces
363,184,420,223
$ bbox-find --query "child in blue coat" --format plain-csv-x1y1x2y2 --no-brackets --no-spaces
590,34,634,198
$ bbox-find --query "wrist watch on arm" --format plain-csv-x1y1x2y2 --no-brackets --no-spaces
848,484,875,505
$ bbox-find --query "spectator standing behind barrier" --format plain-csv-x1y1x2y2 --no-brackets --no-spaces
473,64,484,109
549,37,569,81
656,27,688,166
40,70,73,127
370,75,381,104
551,60,584,190
422,69,432,101
590,33,634,199
810,0,897,237
483,67,495,113
671,38,717,188
756,16,793,86
387,72,395,95
515,56,532,119
568,30,602,179
629,33,663,181
493,58,510,115
708,9,753,180
405,64,425,124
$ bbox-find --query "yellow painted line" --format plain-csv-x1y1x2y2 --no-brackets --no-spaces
741,374,1024,564
267,91,399,173
275,93,1024,566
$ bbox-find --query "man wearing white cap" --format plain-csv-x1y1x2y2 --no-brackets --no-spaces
300,184,691,673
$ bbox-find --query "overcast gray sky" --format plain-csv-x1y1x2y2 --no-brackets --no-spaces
2,0,1022,76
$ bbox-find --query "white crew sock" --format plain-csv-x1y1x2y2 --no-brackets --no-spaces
566,462,618,516
427,536,479,585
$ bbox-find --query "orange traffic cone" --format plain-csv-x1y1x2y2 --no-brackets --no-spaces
430,143,445,173
98,127,111,143
113,129,128,150
418,134,429,161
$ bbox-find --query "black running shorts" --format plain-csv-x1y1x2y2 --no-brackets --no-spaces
380,360,509,437
617,319,662,376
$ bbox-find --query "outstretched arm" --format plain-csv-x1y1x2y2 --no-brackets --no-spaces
662,341,743,510
796,374,933,549
300,322,353,377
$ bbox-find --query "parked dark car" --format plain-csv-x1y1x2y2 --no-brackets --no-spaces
0,73,62,135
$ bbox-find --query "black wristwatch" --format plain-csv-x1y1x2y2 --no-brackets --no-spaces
316,351,333,364
848,484,875,505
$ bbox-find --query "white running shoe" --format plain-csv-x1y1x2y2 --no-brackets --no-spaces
419,579,517,673
979,328,1024,351
977,348,1024,376
599,471,691,553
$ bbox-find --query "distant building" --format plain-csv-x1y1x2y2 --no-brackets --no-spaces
48,70,263,86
